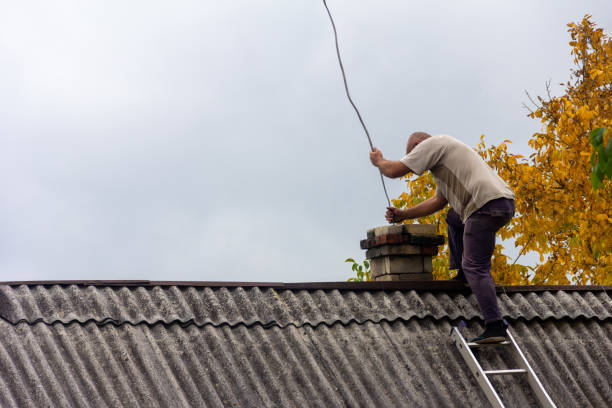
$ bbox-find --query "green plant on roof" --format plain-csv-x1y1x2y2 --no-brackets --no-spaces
346,258,371,282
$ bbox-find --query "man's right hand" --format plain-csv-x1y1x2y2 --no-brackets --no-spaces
386,207,406,224
369,147,383,167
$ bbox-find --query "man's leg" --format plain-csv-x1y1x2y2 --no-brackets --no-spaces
446,208,466,281
462,214,506,323
462,199,515,342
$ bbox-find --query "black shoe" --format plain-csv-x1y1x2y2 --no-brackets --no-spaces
470,320,508,344
449,269,468,283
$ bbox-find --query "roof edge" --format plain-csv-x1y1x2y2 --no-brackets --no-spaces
0,280,610,292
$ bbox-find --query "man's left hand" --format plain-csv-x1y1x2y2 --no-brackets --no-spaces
370,148,383,167
386,207,406,223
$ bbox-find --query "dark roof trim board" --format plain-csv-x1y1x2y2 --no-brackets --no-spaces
1,280,611,292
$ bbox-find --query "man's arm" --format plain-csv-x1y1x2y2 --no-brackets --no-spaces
370,147,412,178
386,195,448,223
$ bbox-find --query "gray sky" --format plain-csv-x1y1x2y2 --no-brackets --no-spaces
1,1,611,282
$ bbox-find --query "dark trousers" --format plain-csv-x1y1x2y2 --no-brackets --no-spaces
446,198,515,323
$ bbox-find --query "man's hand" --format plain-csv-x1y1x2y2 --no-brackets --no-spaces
386,196,448,223
370,148,383,167
386,207,407,224
369,148,411,178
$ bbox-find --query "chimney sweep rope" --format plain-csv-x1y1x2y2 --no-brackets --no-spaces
322,0,391,206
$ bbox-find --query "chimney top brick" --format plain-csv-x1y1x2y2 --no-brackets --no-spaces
363,224,443,282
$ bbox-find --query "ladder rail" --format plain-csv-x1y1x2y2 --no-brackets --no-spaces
506,330,557,408
451,327,505,408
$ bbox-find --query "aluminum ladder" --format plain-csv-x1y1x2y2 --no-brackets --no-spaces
450,322,556,408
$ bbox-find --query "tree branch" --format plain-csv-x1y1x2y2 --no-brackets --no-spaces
545,79,553,100
524,89,541,110
512,235,535,266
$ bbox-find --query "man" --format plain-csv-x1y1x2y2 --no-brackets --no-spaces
369,132,515,344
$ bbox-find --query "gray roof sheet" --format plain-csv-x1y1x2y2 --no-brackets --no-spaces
0,282,610,407
1,284,610,327
1,317,610,407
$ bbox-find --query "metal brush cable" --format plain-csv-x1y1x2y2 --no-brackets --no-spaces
322,0,391,206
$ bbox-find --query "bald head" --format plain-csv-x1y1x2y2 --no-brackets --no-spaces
406,132,431,154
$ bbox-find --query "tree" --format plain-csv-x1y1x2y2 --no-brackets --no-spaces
392,15,611,285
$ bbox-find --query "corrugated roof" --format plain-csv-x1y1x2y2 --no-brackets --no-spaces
1,284,610,327
0,282,610,407
1,317,610,407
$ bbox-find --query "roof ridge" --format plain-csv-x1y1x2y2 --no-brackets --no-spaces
1,281,611,292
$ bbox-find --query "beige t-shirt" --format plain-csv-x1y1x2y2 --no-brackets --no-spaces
400,134,515,223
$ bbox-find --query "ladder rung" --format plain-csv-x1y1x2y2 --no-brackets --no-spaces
468,341,510,348
484,369,527,376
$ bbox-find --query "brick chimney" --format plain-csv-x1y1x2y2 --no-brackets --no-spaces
360,224,444,281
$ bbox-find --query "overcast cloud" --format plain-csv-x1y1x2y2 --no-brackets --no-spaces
1,1,611,282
